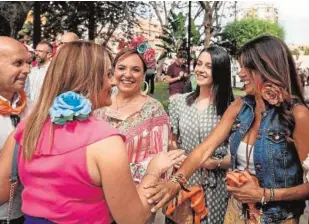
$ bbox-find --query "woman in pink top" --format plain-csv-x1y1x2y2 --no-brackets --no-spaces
0,41,184,224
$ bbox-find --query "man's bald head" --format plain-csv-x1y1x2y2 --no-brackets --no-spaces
0,36,27,59
0,36,30,95
61,32,79,43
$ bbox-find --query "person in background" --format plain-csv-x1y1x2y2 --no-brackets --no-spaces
25,41,53,103
0,36,32,224
0,41,184,224
144,67,156,95
165,51,189,100
167,46,234,224
60,32,79,46
183,60,198,93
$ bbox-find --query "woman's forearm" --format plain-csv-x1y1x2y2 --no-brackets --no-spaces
274,183,309,201
220,154,231,170
176,142,215,179
136,175,158,223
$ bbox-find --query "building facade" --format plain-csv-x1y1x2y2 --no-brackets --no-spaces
237,3,278,23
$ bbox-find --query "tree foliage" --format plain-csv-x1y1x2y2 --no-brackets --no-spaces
198,1,225,47
222,18,285,49
10,1,148,45
0,1,34,37
291,48,300,56
156,11,200,60
38,1,148,43
304,48,309,56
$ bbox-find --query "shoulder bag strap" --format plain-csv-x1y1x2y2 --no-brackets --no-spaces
6,142,20,224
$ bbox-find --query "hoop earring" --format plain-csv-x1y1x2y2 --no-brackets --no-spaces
142,81,149,96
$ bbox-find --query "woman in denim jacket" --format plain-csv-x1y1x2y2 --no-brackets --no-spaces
146,35,309,223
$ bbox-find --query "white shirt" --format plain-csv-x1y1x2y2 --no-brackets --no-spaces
0,94,32,150
236,141,256,175
25,62,50,102
0,93,32,220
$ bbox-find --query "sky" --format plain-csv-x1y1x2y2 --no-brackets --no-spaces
236,1,309,45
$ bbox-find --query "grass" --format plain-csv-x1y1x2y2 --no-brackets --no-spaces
152,81,245,111
152,82,169,110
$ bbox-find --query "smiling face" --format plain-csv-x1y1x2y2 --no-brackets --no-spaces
0,39,31,94
194,51,213,87
113,53,145,95
238,59,264,96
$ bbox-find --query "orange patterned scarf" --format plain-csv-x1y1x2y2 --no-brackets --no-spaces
0,91,27,116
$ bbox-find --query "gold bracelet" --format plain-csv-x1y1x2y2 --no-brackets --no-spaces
143,172,160,181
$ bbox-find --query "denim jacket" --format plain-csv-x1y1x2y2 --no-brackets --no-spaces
229,96,305,223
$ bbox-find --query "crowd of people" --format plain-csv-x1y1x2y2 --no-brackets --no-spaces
0,32,308,224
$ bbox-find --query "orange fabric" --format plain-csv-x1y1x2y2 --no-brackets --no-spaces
165,185,208,224
226,171,261,223
0,91,27,116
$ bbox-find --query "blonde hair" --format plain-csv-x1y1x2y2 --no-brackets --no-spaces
23,41,112,160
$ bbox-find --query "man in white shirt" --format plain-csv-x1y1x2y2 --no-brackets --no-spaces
0,36,32,223
25,41,53,102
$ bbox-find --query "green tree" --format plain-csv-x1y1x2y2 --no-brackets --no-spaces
291,48,300,56
156,12,200,60
222,18,285,49
15,1,148,45
39,1,147,43
304,48,309,55
0,1,34,37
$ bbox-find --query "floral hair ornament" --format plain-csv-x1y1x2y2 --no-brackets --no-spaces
261,82,290,107
129,36,156,69
49,91,92,125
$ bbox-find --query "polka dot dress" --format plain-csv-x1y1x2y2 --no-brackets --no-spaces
167,93,229,224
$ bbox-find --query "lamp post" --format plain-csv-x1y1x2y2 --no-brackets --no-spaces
187,1,191,74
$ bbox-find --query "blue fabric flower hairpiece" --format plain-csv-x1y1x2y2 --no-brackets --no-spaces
49,91,92,125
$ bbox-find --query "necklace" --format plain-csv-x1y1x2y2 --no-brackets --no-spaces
245,130,254,173
115,95,139,111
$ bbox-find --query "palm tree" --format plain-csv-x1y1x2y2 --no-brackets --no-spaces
156,11,187,61
156,11,201,62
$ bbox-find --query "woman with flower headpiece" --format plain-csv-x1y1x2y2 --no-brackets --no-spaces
0,41,185,224
95,36,171,223
145,35,309,224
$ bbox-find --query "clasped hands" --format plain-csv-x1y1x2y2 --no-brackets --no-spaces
144,168,263,213
226,170,264,204
178,71,189,80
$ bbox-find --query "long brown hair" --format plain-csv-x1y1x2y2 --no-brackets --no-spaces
23,41,112,160
237,35,306,138
186,46,234,116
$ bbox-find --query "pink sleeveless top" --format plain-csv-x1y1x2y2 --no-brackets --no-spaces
14,117,124,224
